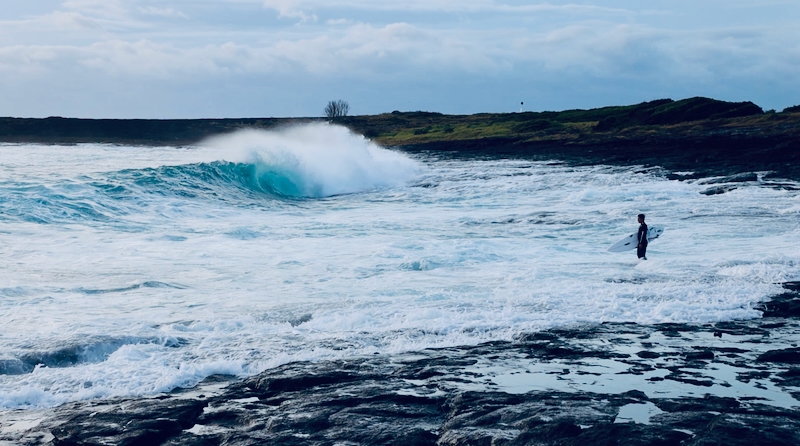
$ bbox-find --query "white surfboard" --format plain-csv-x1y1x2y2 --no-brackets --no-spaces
608,226,664,252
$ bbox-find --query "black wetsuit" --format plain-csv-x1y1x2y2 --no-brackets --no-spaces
637,223,648,259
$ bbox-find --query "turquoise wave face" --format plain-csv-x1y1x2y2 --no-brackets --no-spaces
0,126,422,226
0,161,306,226
118,161,308,199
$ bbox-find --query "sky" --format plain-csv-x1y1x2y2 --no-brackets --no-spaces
1,1,798,118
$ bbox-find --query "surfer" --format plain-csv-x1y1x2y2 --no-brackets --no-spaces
637,214,648,260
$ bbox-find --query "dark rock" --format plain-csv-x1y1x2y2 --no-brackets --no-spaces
700,185,738,195
696,173,759,185
737,371,772,383
49,398,206,446
757,294,800,318
686,412,800,446
686,350,715,360
757,348,800,363
621,390,649,400
784,282,800,293
777,368,800,387
8,289,800,446
656,395,741,413
513,420,582,444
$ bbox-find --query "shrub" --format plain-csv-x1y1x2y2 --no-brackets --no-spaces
513,119,559,133
324,100,350,118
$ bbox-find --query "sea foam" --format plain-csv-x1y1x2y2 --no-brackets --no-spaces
1,143,799,410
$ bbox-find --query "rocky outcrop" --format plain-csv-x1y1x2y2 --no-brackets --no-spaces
4,281,800,445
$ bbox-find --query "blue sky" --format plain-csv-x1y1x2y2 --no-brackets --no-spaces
1,1,798,118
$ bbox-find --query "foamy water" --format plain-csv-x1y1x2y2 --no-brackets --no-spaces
1,123,799,409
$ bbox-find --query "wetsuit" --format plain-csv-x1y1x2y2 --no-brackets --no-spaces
637,223,648,259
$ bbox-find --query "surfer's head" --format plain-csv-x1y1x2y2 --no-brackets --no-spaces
638,214,645,223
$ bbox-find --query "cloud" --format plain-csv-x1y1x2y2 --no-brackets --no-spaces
0,21,795,85
260,0,636,25
62,0,129,20
511,24,672,77
262,0,634,15
262,0,318,23
138,7,189,19
0,45,63,77
35,11,103,31
327,18,353,26
0,23,505,79
1,1,798,116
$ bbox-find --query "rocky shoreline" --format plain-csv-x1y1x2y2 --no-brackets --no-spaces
398,131,800,183
3,283,799,446
2,101,799,444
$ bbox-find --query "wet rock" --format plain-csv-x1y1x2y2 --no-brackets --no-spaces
696,173,759,185
777,368,800,387
700,185,739,195
685,349,715,361
757,348,800,363
637,350,661,359
49,398,207,446
756,293,800,318
6,284,800,446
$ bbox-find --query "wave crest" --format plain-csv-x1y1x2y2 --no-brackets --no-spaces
204,123,421,197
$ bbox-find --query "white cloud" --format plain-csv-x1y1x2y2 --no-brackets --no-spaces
327,18,353,26
511,24,671,77
259,0,637,26
1,1,798,116
62,0,129,20
0,22,504,81
138,6,189,19
262,0,318,23
1,20,793,85
38,11,102,31
0,45,63,77
261,0,634,15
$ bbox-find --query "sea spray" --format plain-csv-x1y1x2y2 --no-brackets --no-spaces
1,143,799,410
202,123,422,197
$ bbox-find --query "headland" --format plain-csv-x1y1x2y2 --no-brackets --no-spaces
2,96,799,181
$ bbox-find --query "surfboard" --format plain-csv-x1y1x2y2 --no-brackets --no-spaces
608,226,664,252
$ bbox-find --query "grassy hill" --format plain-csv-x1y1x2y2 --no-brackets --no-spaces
334,97,787,146
1,97,796,147
2,96,799,180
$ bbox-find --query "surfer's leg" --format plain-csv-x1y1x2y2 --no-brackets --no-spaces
637,244,647,259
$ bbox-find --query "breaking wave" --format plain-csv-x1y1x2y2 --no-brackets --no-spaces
200,123,421,198
0,123,422,225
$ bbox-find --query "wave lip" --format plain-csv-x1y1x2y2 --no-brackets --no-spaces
203,123,422,198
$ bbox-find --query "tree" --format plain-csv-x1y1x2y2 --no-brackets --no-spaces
324,100,350,118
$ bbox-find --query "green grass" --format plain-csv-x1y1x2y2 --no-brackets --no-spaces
330,97,769,146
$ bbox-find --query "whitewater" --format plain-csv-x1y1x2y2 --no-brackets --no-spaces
1,123,799,410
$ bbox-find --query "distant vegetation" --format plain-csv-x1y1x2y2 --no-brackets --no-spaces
2,96,797,147
325,100,350,118
335,96,775,145
589,97,763,131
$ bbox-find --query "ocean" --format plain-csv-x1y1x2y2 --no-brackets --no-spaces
1,122,799,411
